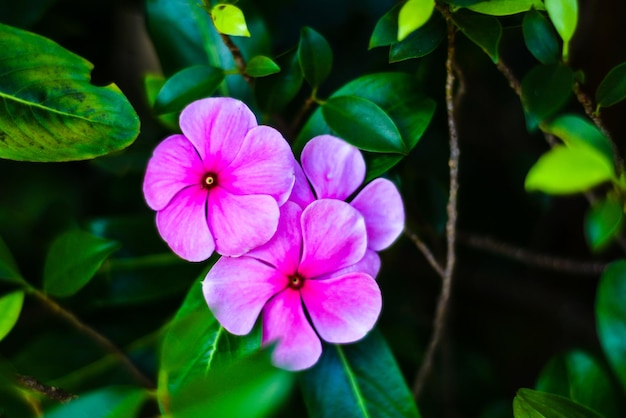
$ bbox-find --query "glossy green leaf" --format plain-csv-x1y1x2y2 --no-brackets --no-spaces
389,11,446,62
245,56,281,77
523,8,560,65
452,10,502,63
596,260,626,392
44,386,148,418
255,51,303,114
298,27,333,88
153,65,224,115
370,3,402,49
596,62,626,108
144,73,178,131
514,388,604,418
0,23,139,162
585,197,624,252
545,0,578,61
322,96,405,154
43,229,120,297
301,330,421,418
397,0,435,41
0,236,24,284
466,0,545,16
524,146,614,194
521,64,574,131
0,291,24,342
210,4,250,37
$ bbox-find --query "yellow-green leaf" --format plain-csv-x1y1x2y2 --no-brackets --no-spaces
0,291,24,342
545,0,578,61
397,0,435,41
210,4,250,37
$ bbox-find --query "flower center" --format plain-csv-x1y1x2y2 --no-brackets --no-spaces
201,172,217,189
288,274,305,290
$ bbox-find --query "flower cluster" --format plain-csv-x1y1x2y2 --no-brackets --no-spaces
143,97,404,370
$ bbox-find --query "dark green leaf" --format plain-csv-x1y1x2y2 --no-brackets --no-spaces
514,388,604,418
0,291,24,342
596,62,626,108
0,23,140,162
298,27,333,88
143,73,178,131
0,236,25,284
301,330,421,418
322,96,405,154
153,65,224,115
466,0,545,15
397,0,435,41
521,64,574,130
389,11,446,62
255,51,303,114
596,260,626,392
44,386,148,418
370,4,402,49
245,55,281,77
585,196,624,252
545,0,578,61
523,8,560,65
452,9,502,63
43,229,120,297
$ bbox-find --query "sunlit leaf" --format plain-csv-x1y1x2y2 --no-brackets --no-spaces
585,197,624,253
153,65,224,115
298,27,333,88
452,10,502,63
245,56,281,77
521,64,574,131
466,0,545,16
0,236,24,285
44,386,148,418
389,11,446,63
545,0,578,61
210,4,250,37
523,8,560,65
596,62,626,108
397,0,435,41
0,23,139,162
0,291,24,342
514,388,604,418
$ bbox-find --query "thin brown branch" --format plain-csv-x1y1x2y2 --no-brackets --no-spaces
219,33,252,85
495,60,521,96
16,375,77,403
403,228,445,280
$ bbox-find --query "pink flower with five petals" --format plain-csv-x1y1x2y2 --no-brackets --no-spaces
143,97,295,261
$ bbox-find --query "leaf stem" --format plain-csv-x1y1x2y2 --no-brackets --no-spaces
403,227,445,280
16,374,76,404
219,33,252,85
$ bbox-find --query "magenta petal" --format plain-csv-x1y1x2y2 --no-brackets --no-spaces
156,186,215,262
301,135,366,200
316,249,381,281
179,97,257,171
262,289,322,371
351,178,405,251
143,134,205,211
301,273,381,344
299,199,367,278
203,257,286,335
287,161,315,209
220,125,295,205
208,187,280,257
247,202,302,275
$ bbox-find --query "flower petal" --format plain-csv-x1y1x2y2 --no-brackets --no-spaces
220,125,295,205
262,289,322,371
301,272,381,344
203,257,286,335
287,160,315,209
316,249,381,281
143,134,205,211
179,97,257,171
301,135,366,200
351,178,405,251
247,202,302,275
156,186,214,262
208,187,280,257
299,199,367,278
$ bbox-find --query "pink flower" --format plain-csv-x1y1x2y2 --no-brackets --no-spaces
203,200,382,371
143,97,295,261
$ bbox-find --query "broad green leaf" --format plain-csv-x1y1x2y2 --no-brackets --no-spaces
370,3,402,49
596,260,626,392
43,229,120,297
0,236,24,284
545,0,578,61
245,56,281,77
144,73,178,131
389,11,446,63
524,146,614,194
210,4,250,37
301,330,421,418
585,196,624,253
521,64,574,131
596,62,626,108
452,10,502,63
523,8,560,65
0,23,139,162
397,0,435,41
0,291,24,342
514,388,604,418
255,51,303,114
467,0,545,16
322,96,405,154
298,27,333,88
154,65,224,115
44,386,148,418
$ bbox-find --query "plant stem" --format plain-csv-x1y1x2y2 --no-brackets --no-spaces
219,33,252,84
403,228,445,280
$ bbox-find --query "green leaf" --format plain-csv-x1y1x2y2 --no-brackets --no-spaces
466,0,545,16
254,51,303,114
370,4,402,49
389,10,446,63
585,196,624,252
524,146,614,194
452,9,502,63
322,96,405,154
210,4,250,37
298,27,333,88
521,64,574,131
0,23,139,162
596,62,626,108
44,386,148,418
0,291,24,342
245,56,281,77
300,330,421,418
43,229,120,297
0,236,24,284
153,65,224,115
144,73,178,131
523,8,560,65
397,0,435,41
545,0,578,61
596,260,626,392
514,388,604,418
